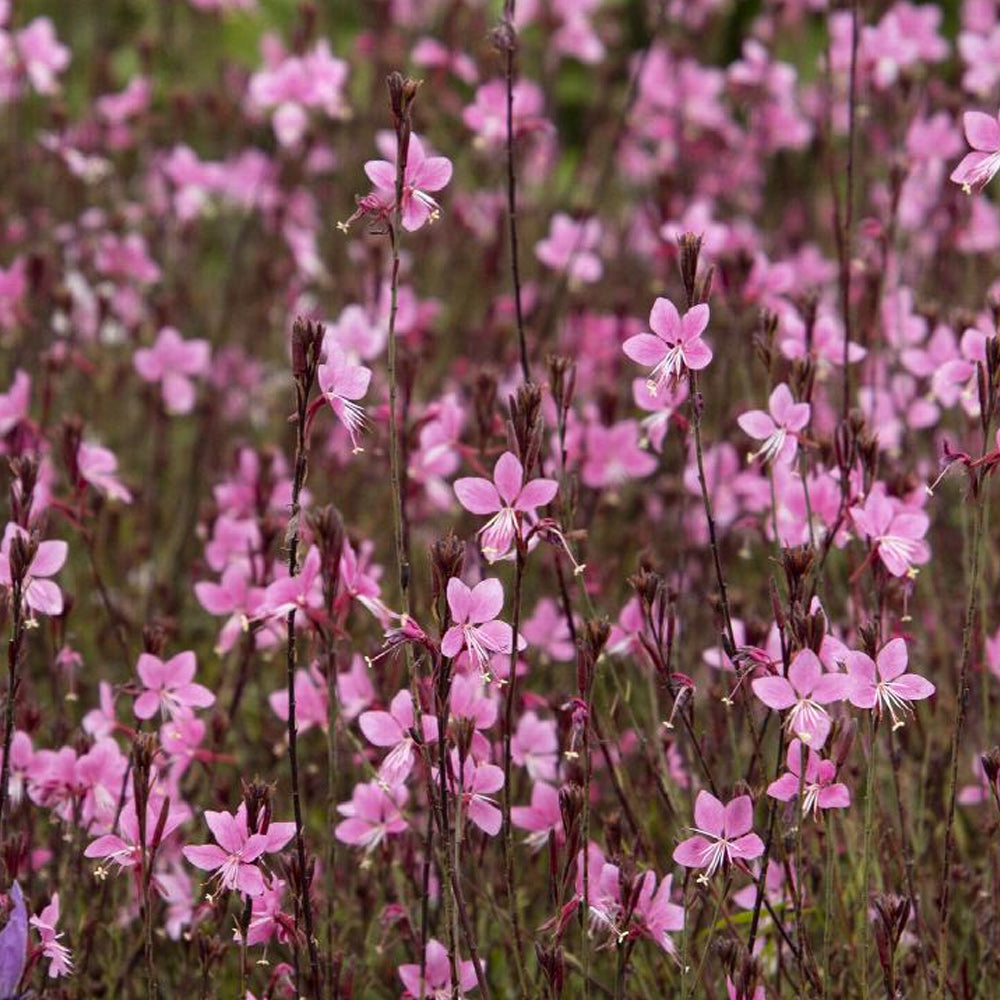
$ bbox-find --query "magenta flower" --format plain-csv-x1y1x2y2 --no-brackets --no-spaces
951,108,1000,193
850,489,930,578
751,648,850,750
30,894,72,978
442,750,505,836
334,781,408,851
766,738,851,819
454,451,558,561
182,804,294,897
440,578,520,678
0,523,67,617
623,298,712,396
133,651,215,721
318,345,371,453
845,638,935,729
84,799,184,873
77,442,132,503
398,938,479,999
358,689,438,788
362,133,453,232
133,327,211,415
672,791,764,878
634,871,685,956
511,781,563,850
737,383,810,465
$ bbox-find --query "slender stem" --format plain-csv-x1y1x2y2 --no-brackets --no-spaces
860,715,878,1000
502,1,530,383
0,575,24,847
501,549,529,992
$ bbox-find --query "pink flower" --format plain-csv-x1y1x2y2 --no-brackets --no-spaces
951,108,1000,193
0,523,67,617
511,781,563,849
623,298,712,396
29,894,72,978
361,134,453,232
634,871,684,956
15,17,70,95
737,383,811,465
269,665,328,735
454,452,557,561
182,804,294,897
134,327,211,415
581,419,658,489
334,781,408,850
462,79,548,147
845,638,935,729
511,710,559,782
77,442,132,503
535,214,603,285
766,738,851,818
133,651,215,720
672,791,764,878
358,689,438,788
440,578,520,678
84,799,184,873
0,370,29,435
318,345,371,453
850,488,930,578
442,750,505,836
398,938,479,999
751,649,850,750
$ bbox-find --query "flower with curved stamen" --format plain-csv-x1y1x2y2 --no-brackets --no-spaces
737,383,810,466
318,345,371,453
750,648,850,750
440,577,523,679
951,108,1000,193
850,488,930,579
846,638,934,730
766,738,851,819
454,452,557,562
623,298,712,396
673,791,764,878
133,651,215,721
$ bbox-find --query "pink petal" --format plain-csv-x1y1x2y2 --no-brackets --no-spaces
454,477,501,515
182,844,227,872
468,798,502,835
623,334,668,368
514,478,558,511
681,303,710,342
27,580,62,616
889,674,935,701
31,540,67,576
737,410,775,440
359,710,404,747
468,578,504,623
751,675,796,711
364,159,395,191
133,691,161,720
446,577,473,623
205,810,243,854
681,338,713,370
441,625,464,658
788,649,822,696
818,784,851,810
693,790,725,835
964,111,1000,152
766,774,800,801
723,795,754,838
672,834,712,869
415,156,453,191
877,638,908,680
810,672,851,705
493,452,524,505
649,297,681,340
729,833,764,861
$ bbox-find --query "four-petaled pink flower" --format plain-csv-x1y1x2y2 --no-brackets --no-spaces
454,451,558,562
440,578,520,678
85,799,184,873
0,523,67,616
334,781,408,851
182,804,294,897
441,750,505,836
133,327,211,415
850,489,930,578
951,108,1000,193
77,442,132,503
673,791,764,878
30,894,73,978
358,689,438,788
133,651,215,720
318,345,371,453
634,871,684,956
845,637,935,729
511,781,563,850
766,738,851,819
737,383,811,466
623,298,712,396
750,648,850,750
398,938,480,999
362,134,453,232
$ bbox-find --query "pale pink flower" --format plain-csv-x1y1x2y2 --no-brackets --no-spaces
623,298,712,395
30,894,72,977
15,17,70,95
0,523,67,617
454,451,557,561
359,689,438,787
360,134,452,232
845,638,935,729
334,781,408,850
77,442,132,503
951,108,1000,192
182,804,294,897
850,488,930,578
581,419,658,489
134,327,211,415
84,799,184,873
318,345,371,453
750,648,850,750
511,781,563,849
133,651,215,721
441,749,505,836
737,383,811,465
766,738,851,818
269,665,328,735
440,578,520,678
672,791,764,877
398,938,479,999
535,214,603,285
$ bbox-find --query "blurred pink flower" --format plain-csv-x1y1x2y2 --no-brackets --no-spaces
134,327,211,415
